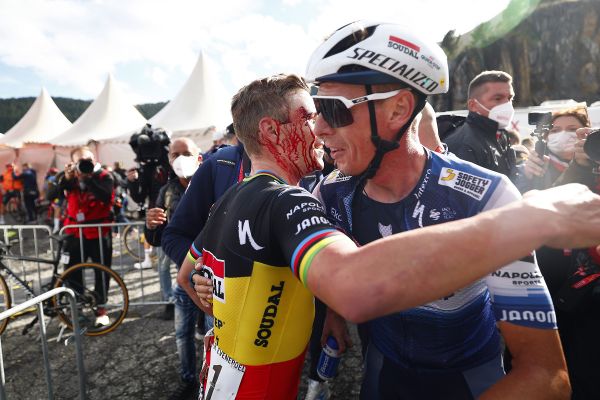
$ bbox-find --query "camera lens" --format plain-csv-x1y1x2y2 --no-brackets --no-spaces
77,159,95,174
584,129,600,162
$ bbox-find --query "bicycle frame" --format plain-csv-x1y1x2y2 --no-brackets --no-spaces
0,237,64,298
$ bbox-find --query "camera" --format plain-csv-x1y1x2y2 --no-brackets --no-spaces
128,124,172,207
584,129,600,163
129,124,171,166
76,159,95,174
528,112,553,157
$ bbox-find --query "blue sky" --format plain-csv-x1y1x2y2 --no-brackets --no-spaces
0,0,511,104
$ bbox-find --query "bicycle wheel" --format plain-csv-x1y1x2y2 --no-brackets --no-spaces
122,225,145,261
0,274,11,335
52,263,129,336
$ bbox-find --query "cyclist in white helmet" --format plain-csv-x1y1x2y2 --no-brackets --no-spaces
189,21,600,400
306,21,571,399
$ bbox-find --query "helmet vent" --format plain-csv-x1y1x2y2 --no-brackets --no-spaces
324,25,378,59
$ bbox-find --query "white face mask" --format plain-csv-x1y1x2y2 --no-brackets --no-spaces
547,131,577,155
172,155,198,178
475,99,515,129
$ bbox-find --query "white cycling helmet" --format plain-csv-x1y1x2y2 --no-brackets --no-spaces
306,21,450,180
306,21,449,95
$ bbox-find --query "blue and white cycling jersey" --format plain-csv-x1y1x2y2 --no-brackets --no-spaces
316,149,556,371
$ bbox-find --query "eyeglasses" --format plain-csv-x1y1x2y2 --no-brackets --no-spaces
312,89,404,128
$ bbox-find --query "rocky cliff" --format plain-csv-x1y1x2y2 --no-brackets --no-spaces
432,0,600,111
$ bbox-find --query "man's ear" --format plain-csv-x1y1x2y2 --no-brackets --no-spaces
257,117,278,144
388,91,416,132
467,98,480,113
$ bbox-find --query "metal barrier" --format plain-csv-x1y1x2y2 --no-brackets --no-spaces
58,222,171,307
0,222,170,308
0,287,87,400
1,225,55,306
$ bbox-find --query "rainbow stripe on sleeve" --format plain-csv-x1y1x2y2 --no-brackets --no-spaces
187,243,203,264
290,229,345,286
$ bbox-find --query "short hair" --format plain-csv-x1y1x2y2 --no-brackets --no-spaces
170,137,200,156
70,146,92,161
468,70,513,99
552,105,591,128
231,74,309,155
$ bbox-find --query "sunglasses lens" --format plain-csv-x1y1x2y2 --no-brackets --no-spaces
315,98,354,128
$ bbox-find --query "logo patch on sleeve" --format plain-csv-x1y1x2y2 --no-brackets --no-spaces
438,168,491,200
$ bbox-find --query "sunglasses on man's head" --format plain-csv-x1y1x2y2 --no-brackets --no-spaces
312,89,405,128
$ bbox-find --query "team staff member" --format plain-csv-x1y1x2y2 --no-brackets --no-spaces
58,146,115,326
186,72,600,399
445,71,518,179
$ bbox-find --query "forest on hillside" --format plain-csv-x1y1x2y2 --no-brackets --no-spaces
0,97,166,133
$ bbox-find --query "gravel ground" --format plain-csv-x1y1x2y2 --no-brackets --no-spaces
0,224,364,399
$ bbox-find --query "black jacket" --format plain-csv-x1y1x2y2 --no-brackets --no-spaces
445,111,517,179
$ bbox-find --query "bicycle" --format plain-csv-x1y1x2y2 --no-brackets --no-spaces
121,224,145,261
0,234,129,336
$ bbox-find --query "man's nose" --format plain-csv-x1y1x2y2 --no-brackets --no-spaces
314,114,332,139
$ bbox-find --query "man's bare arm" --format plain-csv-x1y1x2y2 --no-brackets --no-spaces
307,184,600,323
480,324,570,399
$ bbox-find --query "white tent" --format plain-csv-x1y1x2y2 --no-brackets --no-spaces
0,88,72,147
50,75,147,147
149,52,230,152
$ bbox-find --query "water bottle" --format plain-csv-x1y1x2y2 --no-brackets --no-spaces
317,336,341,380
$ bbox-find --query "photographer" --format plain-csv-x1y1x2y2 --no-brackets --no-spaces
58,146,115,326
515,105,590,193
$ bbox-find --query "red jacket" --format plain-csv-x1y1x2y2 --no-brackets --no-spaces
60,169,115,239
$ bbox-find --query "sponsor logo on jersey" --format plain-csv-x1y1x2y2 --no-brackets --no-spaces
330,207,342,222
412,200,425,228
429,209,441,221
286,202,325,219
216,159,236,167
388,35,420,59
347,47,439,93
441,206,457,220
254,281,285,348
414,168,431,200
238,220,264,251
491,271,543,280
500,309,556,325
295,216,331,235
323,171,351,185
202,249,226,303
438,168,491,200
378,222,392,238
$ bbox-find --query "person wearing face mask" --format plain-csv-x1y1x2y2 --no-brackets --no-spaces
533,123,600,400
144,137,202,320
58,146,115,327
445,70,518,179
515,106,590,193
142,137,205,399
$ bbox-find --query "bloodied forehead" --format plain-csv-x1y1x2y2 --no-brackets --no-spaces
286,90,317,122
